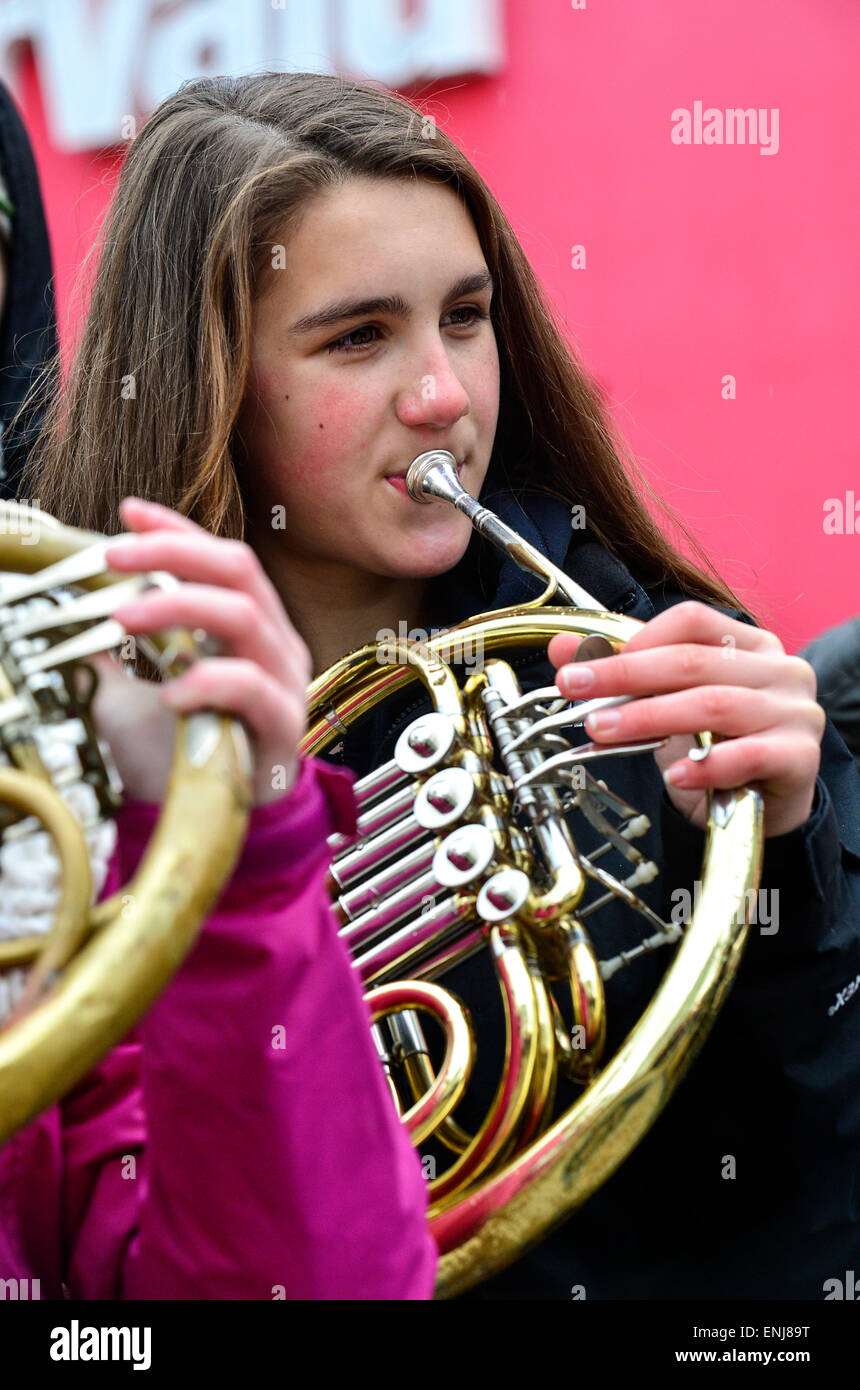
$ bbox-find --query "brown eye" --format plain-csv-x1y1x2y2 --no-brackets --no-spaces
326,325,380,354
443,306,489,328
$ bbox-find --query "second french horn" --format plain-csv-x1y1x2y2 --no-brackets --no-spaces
0,503,252,1141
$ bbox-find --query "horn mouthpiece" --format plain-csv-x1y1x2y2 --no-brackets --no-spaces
405,451,463,505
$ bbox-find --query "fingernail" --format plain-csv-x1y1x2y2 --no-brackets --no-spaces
104,542,136,564
587,709,620,733
161,683,186,707
664,761,691,787
105,541,145,565
561,665,595,691
112,603,143,625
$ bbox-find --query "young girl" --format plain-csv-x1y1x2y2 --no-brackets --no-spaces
10,70,860,1300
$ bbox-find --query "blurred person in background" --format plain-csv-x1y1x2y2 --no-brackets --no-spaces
801,615,860,773
0,79,58,500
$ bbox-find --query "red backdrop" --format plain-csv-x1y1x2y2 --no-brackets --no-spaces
11,0,859,651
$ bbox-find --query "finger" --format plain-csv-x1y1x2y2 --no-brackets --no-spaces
660,730,822,797
546,633,589,668
548,605,780,673
88,650,144,700
580,686,815,745
103,529,290,635
620,600,783,658
556,644,808,703
547,608,771,674
111,584,301,686
117,496,207,536
162,658,307,751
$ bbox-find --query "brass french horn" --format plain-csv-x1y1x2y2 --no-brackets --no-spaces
0,501,252,1142
303,451,764,1298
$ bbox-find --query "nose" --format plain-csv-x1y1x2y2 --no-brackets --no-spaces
395,337,471,430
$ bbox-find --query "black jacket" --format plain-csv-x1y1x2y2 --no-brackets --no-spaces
0,79,57,499
319,486,860,1300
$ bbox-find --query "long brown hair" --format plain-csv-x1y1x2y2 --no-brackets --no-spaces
19,71,753,618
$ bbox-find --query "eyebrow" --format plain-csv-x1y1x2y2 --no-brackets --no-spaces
288,269,495,336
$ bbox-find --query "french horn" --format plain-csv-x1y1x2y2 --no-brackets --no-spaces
0,501,252,1142
303,450,765,1298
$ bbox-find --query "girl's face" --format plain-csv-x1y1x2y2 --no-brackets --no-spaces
237,176,500,584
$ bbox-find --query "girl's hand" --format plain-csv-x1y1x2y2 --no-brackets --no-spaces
547,601,826,838
91,497,311,807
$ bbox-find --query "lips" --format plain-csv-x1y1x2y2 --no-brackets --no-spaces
385,458,466,492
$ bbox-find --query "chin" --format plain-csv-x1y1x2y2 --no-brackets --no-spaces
395,519,474,577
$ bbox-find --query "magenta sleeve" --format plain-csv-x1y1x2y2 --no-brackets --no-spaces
98,757,437,1299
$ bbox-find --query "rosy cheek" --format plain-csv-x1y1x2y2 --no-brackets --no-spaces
294,379,380,484
250,359,386,500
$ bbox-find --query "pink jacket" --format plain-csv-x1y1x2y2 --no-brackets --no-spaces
0,757,437,1299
